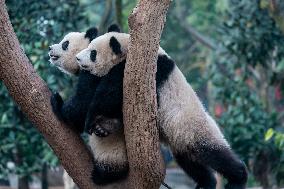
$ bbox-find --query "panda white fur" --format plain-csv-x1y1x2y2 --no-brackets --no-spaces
49,30,92,75
76,30,248,189
48,26,129,188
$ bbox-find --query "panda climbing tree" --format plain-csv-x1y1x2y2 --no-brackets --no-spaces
0,0,171,188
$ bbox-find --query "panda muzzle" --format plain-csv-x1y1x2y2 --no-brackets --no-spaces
49,54,60,61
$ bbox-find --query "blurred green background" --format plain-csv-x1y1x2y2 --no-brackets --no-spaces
1,0,284,188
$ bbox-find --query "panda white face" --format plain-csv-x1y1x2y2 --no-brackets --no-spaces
48,27,98,75
76,32,129,77
49,32,90,75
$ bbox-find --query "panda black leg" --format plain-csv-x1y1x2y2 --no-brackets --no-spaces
50,92,64,121
174,153,217,189
50,92,85,133
196,145,248,189
91,162,129,185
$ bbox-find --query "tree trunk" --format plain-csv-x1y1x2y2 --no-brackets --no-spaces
18,176,29,189
0,2,96,188
14,147,29,189
41,163,48,189
99,0,113,34
1,0,172,188
115,0,123,29
123,0,171,188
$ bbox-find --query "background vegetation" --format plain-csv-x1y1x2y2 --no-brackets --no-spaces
1,0,284,188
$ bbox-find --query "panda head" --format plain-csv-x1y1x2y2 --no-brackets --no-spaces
48,27,98,75
76,24,129,77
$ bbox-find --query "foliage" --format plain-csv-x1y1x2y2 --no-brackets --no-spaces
160,0,227,95
210,0,284,186
2,0,284,187
0,0,90,179
265,128,284,149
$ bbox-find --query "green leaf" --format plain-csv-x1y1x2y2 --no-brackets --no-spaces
265,128,274,141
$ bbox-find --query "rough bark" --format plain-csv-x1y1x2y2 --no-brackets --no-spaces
0,2,96,188
123,0,171,188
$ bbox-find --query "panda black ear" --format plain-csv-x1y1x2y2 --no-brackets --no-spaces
108,24,121,33
109,36,122,55
85,27,98,42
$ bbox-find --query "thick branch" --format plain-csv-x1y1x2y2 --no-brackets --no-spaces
0,2,96,188
123,0,171,188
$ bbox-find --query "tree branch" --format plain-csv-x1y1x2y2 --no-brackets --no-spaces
0,2,96,188
173,14,217,50
115,0,123,29
123,0,171,188
99,0,113,34
269,0,278,13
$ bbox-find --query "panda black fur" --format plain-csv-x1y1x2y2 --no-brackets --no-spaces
48,26,129,188
76,30,248,189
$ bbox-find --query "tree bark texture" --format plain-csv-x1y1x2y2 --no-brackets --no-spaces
0,2,97,188
123,0,171,188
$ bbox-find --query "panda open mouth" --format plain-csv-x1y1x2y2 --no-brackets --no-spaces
49,54,60,61
79,64,90,70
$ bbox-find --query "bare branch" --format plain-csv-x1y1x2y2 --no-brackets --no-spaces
115,0,123,29
99,0,113,34
173,14,217,50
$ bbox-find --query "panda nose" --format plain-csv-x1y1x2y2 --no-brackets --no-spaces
49,46,52,51
76,57,81,62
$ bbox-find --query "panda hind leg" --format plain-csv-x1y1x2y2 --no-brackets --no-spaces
92,115,122,137
196,145,248,189
174,152,217,189
91,162,129,185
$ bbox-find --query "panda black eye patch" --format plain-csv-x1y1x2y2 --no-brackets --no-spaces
90,50,97,62
62,41,69,50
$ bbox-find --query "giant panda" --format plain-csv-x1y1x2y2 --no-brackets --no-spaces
48,26,129,188
48,26,102,133
76,30,248,189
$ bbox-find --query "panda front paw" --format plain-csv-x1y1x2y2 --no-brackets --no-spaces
84,120,110,137
94,125,110,137
50,92,64,120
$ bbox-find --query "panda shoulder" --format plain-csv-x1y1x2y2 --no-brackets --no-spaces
158,47,170,58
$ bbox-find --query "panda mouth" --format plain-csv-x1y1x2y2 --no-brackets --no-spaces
49,54,60,61
80,65,88,69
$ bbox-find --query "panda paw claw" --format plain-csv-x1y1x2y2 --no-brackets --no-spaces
94,125,110,137
85,120,110,137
